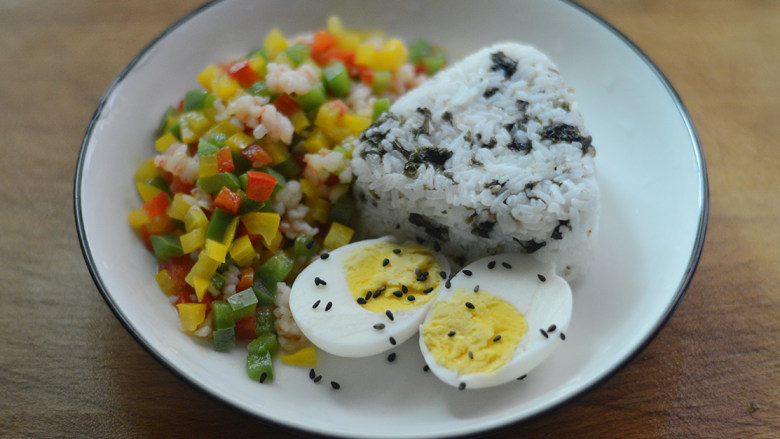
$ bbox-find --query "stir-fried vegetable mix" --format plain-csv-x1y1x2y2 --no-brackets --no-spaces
128,17,445,383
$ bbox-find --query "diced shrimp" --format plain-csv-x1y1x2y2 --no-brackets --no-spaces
265,62,319,95
154,142,199,183
255,104,294,144
226,94,294,144
226,94,269,129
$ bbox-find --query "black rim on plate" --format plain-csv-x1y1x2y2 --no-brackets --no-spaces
74,0,708,437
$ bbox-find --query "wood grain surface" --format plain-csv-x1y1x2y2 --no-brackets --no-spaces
1,1,778,437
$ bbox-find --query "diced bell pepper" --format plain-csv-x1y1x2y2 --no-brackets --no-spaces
323,222,354,250
176,303,207,333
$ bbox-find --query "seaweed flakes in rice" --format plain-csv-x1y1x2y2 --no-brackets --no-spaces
351,42,599,279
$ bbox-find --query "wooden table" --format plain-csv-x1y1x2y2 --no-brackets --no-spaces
2,1,778,437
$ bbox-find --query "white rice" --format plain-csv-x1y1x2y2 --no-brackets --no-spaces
350,42,599,278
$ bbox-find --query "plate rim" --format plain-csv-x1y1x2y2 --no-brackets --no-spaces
73,0,709,437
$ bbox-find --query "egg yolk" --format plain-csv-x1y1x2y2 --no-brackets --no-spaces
344,240,442,313
422,289,527,374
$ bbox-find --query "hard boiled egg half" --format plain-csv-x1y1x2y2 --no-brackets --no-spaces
289,236,450,357
419,253,572,390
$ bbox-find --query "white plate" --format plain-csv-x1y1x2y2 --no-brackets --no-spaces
75,0,708,437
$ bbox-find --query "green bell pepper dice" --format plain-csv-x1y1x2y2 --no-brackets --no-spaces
246,351,274,382
212,327,236,352
205,207,236,241
254,253,294,292
323,61,351,97
149,234,183,261
197,172,241,195
227,288,258,320
254,307,275,336
248,332,279,356
211,300,235,330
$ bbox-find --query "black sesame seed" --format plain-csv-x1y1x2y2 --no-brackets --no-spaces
373,290,382,299
440,271,447,279
314,277,327,286
386,310,394,320
309,368,316,379
312,300,320,309
547,324,557,333
468,351,474,359
537,274,546,282
320,252,330,260
445,279,452,289
259,372,268,383
448,331,456,337
313,375,322,383
357,298,367,305
502,262,512,269
560,332,566,341
462,269,472,276
423,364,430,372
423,287,434,294
393,248,401,254
382,258,390,267
325,301,333,311
330,381,340,389
415,268,422,277
488,260,496,269
373,323,386,330
540,328,548,338
458,382,466,391
493,335,502,342
306,240,314,249
517,374,527,381
389,337,396,345
393,290,403,298
407,295,415,301
473,285,480,292
387,352,396,362
365,291,372,301
465,302,475,309
402,285,408,294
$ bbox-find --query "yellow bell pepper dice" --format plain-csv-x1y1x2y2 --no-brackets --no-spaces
155,269,177,295
198,154,219,178
263,28,288,59
135,182,163,203
191,277,211,302
375,39,408,70
180,227,206,254
184,205,208,232
155,132,178,153
176,303,207,333
241,212,281,244
205,238,228,263
197,64,222,91
133,158,160,183
226,131,254,152
229,235,256,267
280,346,318,367
127,208,151,229
302,127,331,154
341,113,372,134
354,43,377,67
323,222,354,250
166,193,192,221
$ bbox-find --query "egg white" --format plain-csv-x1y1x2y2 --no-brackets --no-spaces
289,236,450,358
419,253,572,389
